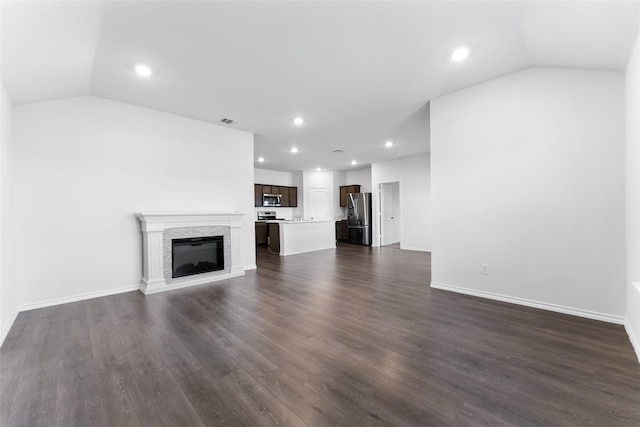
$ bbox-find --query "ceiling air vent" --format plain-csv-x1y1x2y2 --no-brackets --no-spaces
332,149,345,154
220,118,235,125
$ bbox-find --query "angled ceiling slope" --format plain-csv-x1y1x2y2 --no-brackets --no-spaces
2,1,638,171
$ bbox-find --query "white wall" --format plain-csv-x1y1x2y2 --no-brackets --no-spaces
291,171,303,218
346,167,372,192
431,68,626,321
254,168,293,186
625,27,640,360
333,171,347,219
254,168,295,220
332,167,372,219
1,82,17,344
14,96,255,307
371,154,431,251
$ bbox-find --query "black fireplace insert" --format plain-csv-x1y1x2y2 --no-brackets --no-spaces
171,236,224,278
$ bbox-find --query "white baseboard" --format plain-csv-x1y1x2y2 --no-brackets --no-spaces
244,264,257,271
399,245,431,252
430,282,626,325
626,282,640,364
625,320,640,364
0,308,19,348
19,284,140,312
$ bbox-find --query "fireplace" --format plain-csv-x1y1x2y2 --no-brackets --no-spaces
136,212,245,295
172,236,224,278
162,225,231,284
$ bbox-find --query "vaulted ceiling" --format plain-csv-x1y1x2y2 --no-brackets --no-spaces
2,1,638,172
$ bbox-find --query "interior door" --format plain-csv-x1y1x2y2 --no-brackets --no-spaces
309,187,328,220
380,183,394,246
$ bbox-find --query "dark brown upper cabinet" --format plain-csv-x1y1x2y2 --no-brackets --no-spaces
280,187,290,207
289,187,298,207
339,185,361,207
254,184,299,207
254,184,263,207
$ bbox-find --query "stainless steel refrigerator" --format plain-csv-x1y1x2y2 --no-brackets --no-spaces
347,192,372,246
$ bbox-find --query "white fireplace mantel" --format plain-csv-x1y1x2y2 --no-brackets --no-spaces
136,212,245,295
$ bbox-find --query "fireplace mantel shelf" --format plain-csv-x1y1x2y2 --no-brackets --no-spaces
137,211,245,221
137,211,245,295
137,211,245,216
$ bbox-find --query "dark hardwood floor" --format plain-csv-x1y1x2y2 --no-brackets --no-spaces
2,242,639,426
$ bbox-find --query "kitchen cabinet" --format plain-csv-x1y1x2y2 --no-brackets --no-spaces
280,187,290,206
255,221,268,245
254,184,299,207
268,223,280,254
335,220,348,241
254,185,263,207
289,187,297,207
339,185,361,207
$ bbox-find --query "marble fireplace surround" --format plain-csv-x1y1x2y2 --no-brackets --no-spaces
136,212,245,295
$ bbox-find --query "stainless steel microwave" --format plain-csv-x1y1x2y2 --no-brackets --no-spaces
263,193,282,207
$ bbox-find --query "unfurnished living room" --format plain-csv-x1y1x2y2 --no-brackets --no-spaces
1,1,640,426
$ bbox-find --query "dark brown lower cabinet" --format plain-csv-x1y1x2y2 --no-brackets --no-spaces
268,223,280,254
335,220,348,241
255,221,268,245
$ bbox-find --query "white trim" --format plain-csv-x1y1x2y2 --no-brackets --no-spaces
430,282,626,325
18,284,139,312
627,281,640,364
244,264,257,271
136,211,245,224
0,309,19,348
140,271,245,295
625,320,640,364
399,245,431,252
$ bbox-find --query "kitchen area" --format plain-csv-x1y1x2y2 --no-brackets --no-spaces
254,169,374,256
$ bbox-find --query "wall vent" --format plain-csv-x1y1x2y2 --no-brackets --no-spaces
220,118,235,124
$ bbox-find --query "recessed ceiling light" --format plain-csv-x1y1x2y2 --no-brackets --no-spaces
385,140,393,148
258,157,265,163
316,167,322,171
351,160,357,166
135,64,152,77
451,47,469,62
293,117,304,126
291,147,299,153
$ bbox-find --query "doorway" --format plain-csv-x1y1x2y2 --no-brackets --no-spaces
379,181,400,246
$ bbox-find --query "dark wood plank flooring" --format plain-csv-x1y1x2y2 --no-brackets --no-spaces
2,242,639,426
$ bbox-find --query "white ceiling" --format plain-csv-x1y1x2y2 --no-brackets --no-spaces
2,1,639,172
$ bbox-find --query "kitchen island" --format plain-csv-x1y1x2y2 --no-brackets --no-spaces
267,220,336,256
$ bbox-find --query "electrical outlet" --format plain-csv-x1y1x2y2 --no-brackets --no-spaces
481,264,490,275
